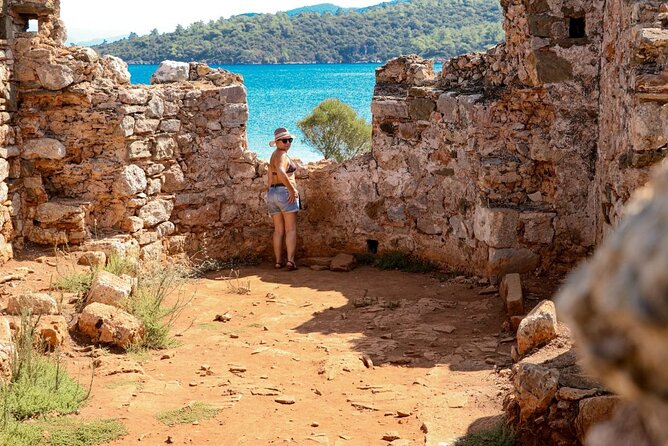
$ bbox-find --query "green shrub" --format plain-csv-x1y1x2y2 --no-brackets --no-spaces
374,250,439,273
123,264,191,351
156,402,222,426
51,271,94,296
103,253,137,277
2,316,89,422
298,98,371,162
455,420,517,446
0,418,126,446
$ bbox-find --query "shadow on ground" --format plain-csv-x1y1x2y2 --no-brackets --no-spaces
208,263,539,372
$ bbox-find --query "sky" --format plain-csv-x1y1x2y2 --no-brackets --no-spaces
60,0,384,44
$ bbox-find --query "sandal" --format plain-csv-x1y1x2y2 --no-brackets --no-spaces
286,261,298,271
274,261,284,269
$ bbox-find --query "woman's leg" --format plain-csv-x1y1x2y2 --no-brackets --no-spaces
283,211,298,264
271,213,285,264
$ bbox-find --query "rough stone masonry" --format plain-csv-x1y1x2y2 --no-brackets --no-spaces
0,0,665,278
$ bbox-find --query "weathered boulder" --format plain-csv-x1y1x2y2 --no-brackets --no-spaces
83,237,140,260
512,362,559,422
86,271,133,308
101,55,131,84
151,60,190,84
36,316,68,349
575,396,621,443
517,300,558,355
77,303,143,349
6,293,59,315
78,251,106,267
330,253,356,272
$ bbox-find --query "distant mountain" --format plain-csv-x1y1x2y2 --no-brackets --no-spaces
284,3,347,16
69,34,128,47
94,0,504,65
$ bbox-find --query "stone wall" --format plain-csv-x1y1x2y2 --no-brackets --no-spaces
1,0,267,263
358,0,605,276
0,0,666,282
595,0,668,242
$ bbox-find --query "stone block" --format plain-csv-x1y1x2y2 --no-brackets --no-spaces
631,102,668,152
121,216,144,233
140,241,163,262
78,251,106,268
102,55,131,84
229,161,256,179
118,88,149,105
87,271,133,308
153,136,177,160
36,64,74,90
371,100,409,119
162,164,186,193
77,302,144,349
178,202,220,227
150,61,190,84
159,119,181,133
330,253,356,272
488,248,540,277
517,300,558,355
219,85,247,103
134,117,160,134
474,207,519,248
138,198,174,228
221,103,249,127
521,212,555,245
576,396,621,442
408,97,436,120
34,201,85,225
21,138,66,160
36,316,68,349
513,362,559,422
83,236,140,260
500,273,524,316
528,49,573,84
437,93,459,121
128,140,152,160
7,293,58,315
112,164,147,197
0,317,11,343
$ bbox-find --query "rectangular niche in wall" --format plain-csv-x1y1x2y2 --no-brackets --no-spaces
569,17,586,38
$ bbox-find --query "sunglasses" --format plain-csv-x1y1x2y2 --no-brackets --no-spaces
279,138,293,144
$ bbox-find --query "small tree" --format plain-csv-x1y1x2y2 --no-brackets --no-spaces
297,98,371,162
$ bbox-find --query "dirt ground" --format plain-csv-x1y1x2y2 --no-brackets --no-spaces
0,248,557,446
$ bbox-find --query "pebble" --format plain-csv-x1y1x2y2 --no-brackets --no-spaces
275,395,296,405
382,431,400,441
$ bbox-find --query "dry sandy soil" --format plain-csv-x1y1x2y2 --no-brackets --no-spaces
0,248,555,446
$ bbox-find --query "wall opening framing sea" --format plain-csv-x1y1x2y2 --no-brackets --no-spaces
129,63,441,163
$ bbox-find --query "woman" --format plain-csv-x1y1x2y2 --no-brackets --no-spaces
266,127,300,271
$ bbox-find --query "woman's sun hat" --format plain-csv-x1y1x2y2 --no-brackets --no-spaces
269,127,295,147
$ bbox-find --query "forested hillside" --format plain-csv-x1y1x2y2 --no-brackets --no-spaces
94,0,504,64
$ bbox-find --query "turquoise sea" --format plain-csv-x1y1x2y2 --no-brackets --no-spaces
128,64,381,162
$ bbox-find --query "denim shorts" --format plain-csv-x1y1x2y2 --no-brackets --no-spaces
267,185,300,216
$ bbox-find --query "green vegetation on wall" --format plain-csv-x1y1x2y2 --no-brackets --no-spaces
94,0,504,64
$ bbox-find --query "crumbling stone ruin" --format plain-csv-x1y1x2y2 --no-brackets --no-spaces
0,0,667,444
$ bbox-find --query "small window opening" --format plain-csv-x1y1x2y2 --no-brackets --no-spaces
366,239,379,254
27,19,39,32
569,17,585,38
